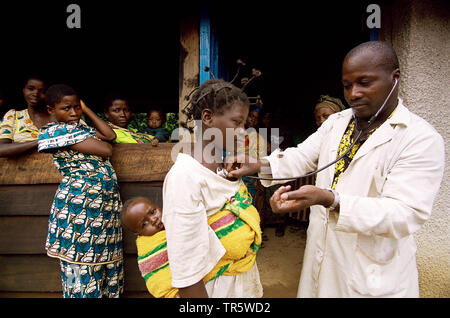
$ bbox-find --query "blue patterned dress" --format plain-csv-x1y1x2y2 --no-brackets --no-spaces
38,122,123,297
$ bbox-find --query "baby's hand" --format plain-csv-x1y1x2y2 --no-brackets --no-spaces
151,138,159,147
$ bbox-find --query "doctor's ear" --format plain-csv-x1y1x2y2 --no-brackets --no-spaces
392,68,400,82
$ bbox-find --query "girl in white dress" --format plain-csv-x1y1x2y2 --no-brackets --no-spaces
162,79,263,298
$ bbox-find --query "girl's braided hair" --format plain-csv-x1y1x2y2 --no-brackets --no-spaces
181,79,249,132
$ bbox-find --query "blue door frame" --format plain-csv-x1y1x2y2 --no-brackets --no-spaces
199,7,219,84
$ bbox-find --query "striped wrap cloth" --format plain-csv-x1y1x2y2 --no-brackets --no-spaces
136,184,262,298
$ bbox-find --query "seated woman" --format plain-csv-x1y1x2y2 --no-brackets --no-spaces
314,94,345,127
103,94,158,145
121,189,262,298
0,75,52,157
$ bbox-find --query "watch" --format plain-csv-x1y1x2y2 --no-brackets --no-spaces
326,188,340,211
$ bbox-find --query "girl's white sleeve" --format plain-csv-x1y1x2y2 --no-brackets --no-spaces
162,166,225,288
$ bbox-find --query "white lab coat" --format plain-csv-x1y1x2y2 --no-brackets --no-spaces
260,99,445,297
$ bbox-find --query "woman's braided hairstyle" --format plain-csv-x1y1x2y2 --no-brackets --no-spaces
181,79,249,132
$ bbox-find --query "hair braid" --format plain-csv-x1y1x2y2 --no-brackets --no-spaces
181,79,249,132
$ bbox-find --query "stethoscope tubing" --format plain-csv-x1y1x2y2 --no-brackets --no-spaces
246,78,399,181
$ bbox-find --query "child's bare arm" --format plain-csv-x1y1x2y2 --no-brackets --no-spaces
80,100,116,142
68,137,113,158
178,280,209,298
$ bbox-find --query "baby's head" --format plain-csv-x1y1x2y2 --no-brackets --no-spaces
45,84,81,124
121,197,164,236
147,109,165,129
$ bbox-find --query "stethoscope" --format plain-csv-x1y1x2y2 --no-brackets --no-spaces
234,78,399,181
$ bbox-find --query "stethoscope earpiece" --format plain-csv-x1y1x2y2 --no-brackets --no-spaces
248,76,400,182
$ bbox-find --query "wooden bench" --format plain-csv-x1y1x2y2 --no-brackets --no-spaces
0,143,175,297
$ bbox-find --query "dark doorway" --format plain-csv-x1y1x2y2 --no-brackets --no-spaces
212,1,372,143
0,1,182,114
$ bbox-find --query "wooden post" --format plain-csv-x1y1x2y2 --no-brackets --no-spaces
178,15,199,130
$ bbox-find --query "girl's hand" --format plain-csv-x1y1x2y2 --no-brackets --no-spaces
78,99,116,142
270,185,334,213
151,138,159,147
80,99,88,112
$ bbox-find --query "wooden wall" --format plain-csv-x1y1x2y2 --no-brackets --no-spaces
0,143,175,298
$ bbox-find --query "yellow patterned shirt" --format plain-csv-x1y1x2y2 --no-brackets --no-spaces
332,107,397,189
0,109,40,142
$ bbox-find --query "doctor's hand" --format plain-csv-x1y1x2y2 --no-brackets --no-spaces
270,185,335,213
225,154,267,179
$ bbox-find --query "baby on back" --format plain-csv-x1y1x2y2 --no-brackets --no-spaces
121,191,262,298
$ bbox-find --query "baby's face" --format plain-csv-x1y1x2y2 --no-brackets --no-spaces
147,110,163,129
123,198,164,236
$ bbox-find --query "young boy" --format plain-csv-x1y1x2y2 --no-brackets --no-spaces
121,190,262,298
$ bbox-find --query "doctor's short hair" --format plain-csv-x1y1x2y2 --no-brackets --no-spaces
345,41,400,72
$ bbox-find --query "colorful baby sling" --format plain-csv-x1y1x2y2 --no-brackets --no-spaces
136,184,262,298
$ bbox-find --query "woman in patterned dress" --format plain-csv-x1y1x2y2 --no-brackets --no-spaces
38,84,124,298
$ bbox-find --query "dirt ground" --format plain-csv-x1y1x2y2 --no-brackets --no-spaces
257,222,307,298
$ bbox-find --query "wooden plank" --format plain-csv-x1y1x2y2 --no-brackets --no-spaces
110,143,175,182
0,255,62,292
0,182,163,216
0,143,176,185
123,254,148,292
179,15,199,129
119,182,163,207
0,152,61,185
0,216,48,254
0,216,139,254
0,255,149,293
0,184,57,216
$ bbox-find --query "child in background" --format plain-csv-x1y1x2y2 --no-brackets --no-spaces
140,109,169,142
162,79,263,298
121,193,262,298
38,84,124,298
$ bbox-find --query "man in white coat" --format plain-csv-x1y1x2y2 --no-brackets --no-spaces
227,41,445,297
